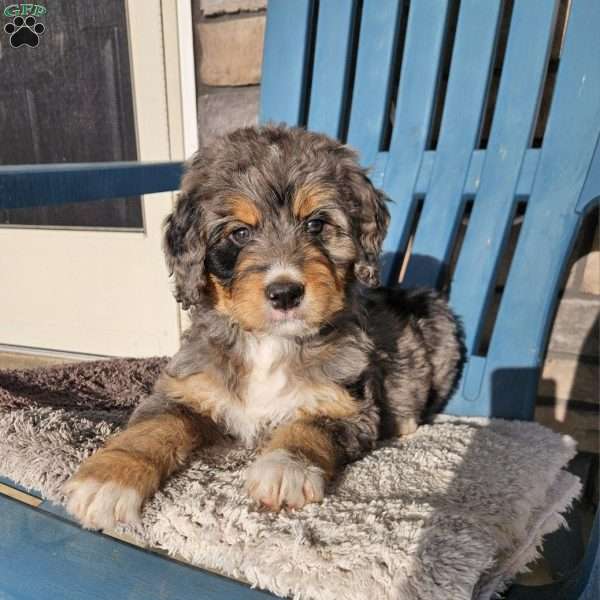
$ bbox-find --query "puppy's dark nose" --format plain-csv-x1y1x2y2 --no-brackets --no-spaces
265,281,305,310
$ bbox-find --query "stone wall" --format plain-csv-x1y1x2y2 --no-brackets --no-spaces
192,0,266,148
192,0,598,454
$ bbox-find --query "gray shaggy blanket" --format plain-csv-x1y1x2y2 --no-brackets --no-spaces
0,358,581,600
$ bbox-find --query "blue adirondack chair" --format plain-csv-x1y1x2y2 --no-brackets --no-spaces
0,1,598,598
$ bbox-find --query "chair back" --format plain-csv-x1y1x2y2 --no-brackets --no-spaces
260,0,600,419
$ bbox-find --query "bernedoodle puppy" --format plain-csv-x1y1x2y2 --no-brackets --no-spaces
64,125,463,530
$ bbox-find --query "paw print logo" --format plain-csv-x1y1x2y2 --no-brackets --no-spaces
4,16,45,48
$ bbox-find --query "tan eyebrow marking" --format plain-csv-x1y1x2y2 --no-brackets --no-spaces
226,196,262,226
293,184,336,219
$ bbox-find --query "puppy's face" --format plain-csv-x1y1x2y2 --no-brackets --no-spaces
164,126,389,337
204,186,354,336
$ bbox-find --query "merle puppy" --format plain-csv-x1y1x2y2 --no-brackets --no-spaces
64,125,462,529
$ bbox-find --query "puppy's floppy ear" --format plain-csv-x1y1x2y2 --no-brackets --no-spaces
350,172,390,287
163,192,207,309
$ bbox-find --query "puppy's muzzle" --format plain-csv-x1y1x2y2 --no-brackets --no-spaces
265,280,305,311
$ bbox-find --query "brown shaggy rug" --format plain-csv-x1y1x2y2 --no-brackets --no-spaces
0,358,581,600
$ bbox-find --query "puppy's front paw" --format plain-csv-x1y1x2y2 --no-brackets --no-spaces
63,478,143,530
245,449,325,511
397,416,418,436
63,450,157,530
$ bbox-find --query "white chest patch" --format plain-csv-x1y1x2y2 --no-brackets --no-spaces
217,336,316,447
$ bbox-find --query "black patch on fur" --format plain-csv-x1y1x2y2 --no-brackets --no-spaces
205,239,241,283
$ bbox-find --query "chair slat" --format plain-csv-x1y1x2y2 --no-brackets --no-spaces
346,0,404,167
414,148,540,198
402,0,503,288
259,0,314,126
380,0,450,285
461,0,600,418
448,0,558,360
307,0,357,139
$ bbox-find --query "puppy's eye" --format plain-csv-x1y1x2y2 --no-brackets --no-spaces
305,219,324,234
230,226,251,246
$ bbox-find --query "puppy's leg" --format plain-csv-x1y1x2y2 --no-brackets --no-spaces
245,420,332,510
64,405,216,530
383,325,432,437
246,408,378,510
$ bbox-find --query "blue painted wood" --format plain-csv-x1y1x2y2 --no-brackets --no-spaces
413,148,540,199
0,162,183,210
346,0,404,167
306,0,357,139
381,0,450,285
444,0,559,416
450,0,557,353
576,138,600,214
41,502,73,522
259,0,314,126
0,494,277,600
402,0,503,288
467,0,600,419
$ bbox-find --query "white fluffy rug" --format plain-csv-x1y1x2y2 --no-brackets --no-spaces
0,359,581,600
